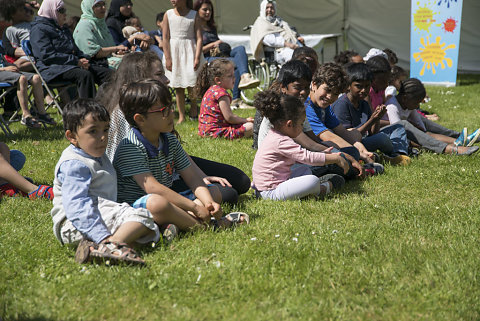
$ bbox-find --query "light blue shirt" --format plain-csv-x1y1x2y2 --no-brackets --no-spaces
56,146,111,243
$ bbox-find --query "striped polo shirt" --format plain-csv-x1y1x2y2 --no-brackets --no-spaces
113,128,191,205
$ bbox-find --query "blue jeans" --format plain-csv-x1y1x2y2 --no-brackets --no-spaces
206,46,249,100
148,44,164,60
362,123,409,156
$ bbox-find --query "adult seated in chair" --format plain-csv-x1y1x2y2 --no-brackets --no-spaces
30,0,113,99
250,0,304,65
73,0,129,70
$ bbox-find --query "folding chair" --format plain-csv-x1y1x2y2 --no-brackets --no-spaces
0,82,15,136
21,39,76,115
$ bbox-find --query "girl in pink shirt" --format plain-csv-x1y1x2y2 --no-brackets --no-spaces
252,91,349,201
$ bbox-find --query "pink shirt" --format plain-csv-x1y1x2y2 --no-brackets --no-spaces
369,87,385,111
252,129,326,191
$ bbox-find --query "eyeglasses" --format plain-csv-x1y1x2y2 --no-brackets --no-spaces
56,7,67,14
146,104,174,117
121,2,133,7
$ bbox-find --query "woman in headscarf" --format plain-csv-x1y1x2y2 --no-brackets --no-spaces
250,0,304,64
105,0,151,50
73,0,127,69
30,0,113,98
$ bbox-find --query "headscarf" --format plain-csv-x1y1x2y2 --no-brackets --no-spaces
74,0,116,57
259,0,282,26
38,0,64,23
106,0,133,35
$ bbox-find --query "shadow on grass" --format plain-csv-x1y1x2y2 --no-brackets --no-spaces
2,316,55,321
1,124,64,142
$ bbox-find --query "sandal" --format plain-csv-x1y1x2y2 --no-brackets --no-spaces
20,116,41,129
37,113,57,125
0,183,27,197
28,185,54,200
75,239,145,266
214,212,250,230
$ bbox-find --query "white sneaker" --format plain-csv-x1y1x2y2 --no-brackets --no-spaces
238,73,260,90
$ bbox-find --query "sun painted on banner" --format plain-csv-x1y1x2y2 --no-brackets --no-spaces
413,36,455,76
413,4,440,33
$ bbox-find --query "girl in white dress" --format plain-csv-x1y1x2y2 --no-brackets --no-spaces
163,0,204,124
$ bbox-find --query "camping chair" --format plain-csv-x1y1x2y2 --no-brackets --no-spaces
0,83,15,136
21,39,75,115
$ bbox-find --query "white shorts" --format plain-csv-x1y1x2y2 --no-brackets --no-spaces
59,197,160,245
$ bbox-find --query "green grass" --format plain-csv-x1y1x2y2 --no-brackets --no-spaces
1,76,480,320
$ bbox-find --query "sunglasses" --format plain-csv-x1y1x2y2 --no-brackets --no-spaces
56,7,67,14
146,104,174,117
121,2,133,7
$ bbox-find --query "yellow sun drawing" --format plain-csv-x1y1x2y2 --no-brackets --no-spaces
413,36,455,75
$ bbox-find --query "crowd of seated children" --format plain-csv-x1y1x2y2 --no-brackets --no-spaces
332,62,411,165
385,78,478,155
252,90,347,201
305,63,384,176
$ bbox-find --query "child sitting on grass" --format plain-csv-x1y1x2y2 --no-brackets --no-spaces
51,99,159,266
252,90,348,201
0,142,53,200
332,63,410,165
113,79,248,232
365,56,391,128
195,58,254,139
385,78,478,155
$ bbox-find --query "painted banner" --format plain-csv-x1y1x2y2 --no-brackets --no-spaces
410,0,463,86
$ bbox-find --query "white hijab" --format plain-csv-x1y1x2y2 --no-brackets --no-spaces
259,0,282,26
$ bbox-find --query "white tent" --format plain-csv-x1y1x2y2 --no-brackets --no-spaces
62,0,480,73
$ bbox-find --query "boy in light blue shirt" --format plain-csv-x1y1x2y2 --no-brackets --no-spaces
51,99,160,265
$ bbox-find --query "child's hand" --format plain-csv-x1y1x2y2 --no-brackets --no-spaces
246,117,254,123
78,58,90,70
165,57,172,71
334,153,349,175
2,66,19,72
206,201,222,221
194,57,200,71
193,204,211,222
372,104,387,120
203,176,232,187
323,147,334,154
360,151,374,163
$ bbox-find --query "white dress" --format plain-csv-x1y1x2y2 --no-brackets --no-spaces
164,9,204,88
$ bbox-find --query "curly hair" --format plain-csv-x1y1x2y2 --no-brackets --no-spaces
119,79,172,128
383,48,398,65
194,58,234,97
312,63,348,93
0,0,27,21
334,50,360,66
397,78,426,102
390,65,407,84
253,90,304,127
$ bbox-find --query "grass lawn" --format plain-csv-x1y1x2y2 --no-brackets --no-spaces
1,75,480,320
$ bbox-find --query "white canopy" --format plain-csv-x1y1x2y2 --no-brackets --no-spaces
62,0,480,72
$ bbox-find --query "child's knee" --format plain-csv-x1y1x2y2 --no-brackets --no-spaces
31,75,41,84
18,75,28,85
145,194,171,213
243,123,254,137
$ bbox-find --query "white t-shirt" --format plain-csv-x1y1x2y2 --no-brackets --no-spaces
386,96,426,131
